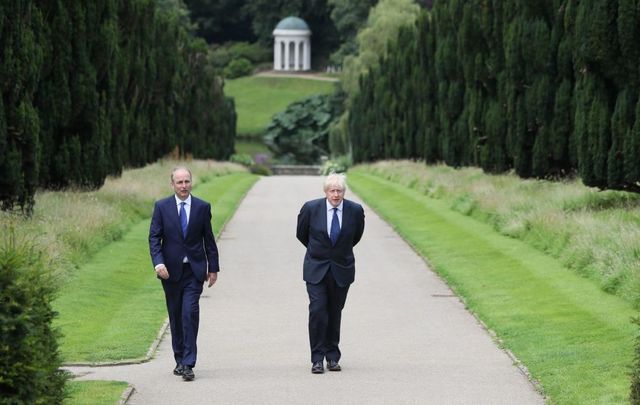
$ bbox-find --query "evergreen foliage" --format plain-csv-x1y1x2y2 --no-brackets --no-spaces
1,0,235,211
0,232,68,404
347,0,640,193
632,317,640,404
327,0,379,65
263,93,343,164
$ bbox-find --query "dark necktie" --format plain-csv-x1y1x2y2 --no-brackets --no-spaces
180,202,188,237
330,207,340,245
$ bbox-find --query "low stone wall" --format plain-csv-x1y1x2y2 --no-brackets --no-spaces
270,165,321,175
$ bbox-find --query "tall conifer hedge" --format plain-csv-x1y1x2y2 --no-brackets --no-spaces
0,0,236,212
348,0,640,193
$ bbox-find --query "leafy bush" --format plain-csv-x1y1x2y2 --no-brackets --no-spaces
227,42,271,64
210,45,231,69
321,155,352,175
0,231,68,404
250,164,272,176
230,153,254,167
263,94,344,164
224,57,254,79
212,42,270,72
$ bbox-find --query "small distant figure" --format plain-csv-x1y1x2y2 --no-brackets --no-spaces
296,173,365,374
149,166,220,382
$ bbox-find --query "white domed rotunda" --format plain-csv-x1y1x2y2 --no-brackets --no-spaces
273,16,311,71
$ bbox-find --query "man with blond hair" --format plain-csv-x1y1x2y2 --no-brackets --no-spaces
296,173,365,374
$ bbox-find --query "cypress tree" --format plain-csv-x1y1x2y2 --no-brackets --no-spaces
0,1,43,212
589,90,611,188
626,98,640,186
482,100,508,172
36,0,73,189
550,79,573,172
608,89,633,188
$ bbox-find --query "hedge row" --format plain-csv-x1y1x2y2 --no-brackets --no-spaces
349,0,640,193
0,0,236,212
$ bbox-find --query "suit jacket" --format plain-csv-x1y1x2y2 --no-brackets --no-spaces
149,194,219,283
296,198,365,287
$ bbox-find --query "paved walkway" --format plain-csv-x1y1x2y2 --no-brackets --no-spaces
67,176,544,404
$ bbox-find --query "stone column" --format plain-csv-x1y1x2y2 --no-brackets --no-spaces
304,38,311,70
284,40,290,71
295,41,301,70
274,39,281,70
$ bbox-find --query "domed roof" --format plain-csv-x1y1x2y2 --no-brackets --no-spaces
275,16,310,31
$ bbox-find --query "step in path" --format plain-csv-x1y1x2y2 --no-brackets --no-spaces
66,176,544,404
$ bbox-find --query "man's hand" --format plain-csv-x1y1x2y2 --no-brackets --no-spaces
207,272,218,288
155,264,169,280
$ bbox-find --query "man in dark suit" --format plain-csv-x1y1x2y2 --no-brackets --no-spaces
296,173,365,374
149,166,219,381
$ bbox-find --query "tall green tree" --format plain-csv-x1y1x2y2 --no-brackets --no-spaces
0,0,43,212
1,0,236,211
327,0,378,65
183,0,254,43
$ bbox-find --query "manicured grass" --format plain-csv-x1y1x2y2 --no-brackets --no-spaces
349,169,636,404
234,139,272,158
225,76,336,135
0,160,244,285
54,172,258,363
64,380,128,405
354,161,640,307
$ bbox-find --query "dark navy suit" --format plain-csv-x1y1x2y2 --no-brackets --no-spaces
297,198,365,363
149,194,219,368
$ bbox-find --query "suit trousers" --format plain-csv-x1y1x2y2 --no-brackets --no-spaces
306,270,350,363
162,263,203,367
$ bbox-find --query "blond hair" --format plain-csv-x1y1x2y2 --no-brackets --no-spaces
323,172,347,192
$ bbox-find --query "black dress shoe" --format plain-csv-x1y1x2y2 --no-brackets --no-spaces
182,366,195,381
327,360,341,372
173,364,184,376
311,361,324,374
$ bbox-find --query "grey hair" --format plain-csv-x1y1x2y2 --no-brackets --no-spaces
171,166,192,182
323,172,347,192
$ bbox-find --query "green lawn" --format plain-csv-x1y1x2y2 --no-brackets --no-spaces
54,172,258,363
234,139,271,157
64,381,128,405
225,76,336,136
349,169,636,404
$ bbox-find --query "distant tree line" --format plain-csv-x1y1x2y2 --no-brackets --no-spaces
348,0,640,192
183,0,379,67
0,0,236,212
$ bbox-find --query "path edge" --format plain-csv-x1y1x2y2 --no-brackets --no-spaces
351,191,548,401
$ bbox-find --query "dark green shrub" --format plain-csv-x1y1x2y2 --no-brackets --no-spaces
263,94,343,164
0,231,68,404
227,42,271,64
631,316,640,404
230,153,254,167
210,45,231,69
224,57,254,79
321,155,352,175
250,164,272,176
